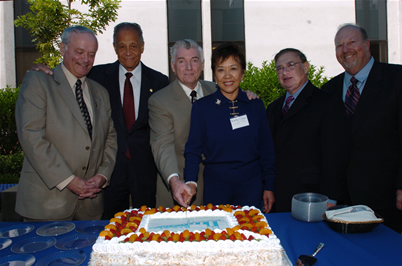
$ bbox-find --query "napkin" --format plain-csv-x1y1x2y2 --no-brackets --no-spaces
325,205,382,222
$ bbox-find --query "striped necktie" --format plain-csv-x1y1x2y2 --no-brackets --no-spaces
75,79,92,139
282,96,294,116
345,77,360,119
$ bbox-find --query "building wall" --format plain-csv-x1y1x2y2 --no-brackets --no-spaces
2,0,401,88
0,0,16,88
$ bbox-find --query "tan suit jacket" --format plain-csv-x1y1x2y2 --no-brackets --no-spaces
15,65,117,220
149,79,216,207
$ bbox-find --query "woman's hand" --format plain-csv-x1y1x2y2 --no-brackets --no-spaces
262,190,275,213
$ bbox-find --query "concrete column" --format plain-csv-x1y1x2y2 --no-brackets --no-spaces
201,0,213,82
0,0,16,88
387,0,402,64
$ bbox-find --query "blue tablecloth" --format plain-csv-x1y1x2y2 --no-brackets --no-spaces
1,213,401,265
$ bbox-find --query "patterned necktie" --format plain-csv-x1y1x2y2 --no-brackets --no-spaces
123,72,135,159
345,77,360,119
190,90,197,103
282,96,294,116
75,79,92,139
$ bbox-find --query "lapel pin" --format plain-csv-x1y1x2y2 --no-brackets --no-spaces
149,89,153,92
215,99,221,105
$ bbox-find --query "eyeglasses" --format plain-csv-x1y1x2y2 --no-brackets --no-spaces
275,62,302,73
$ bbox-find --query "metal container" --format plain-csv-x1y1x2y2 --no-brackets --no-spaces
291,192,328,222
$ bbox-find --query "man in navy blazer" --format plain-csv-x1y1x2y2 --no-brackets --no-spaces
266,48,348,213
322,24,402,232
87,23,169,219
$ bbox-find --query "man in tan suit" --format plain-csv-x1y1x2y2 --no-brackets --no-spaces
15,26,117,221
149,39,216,207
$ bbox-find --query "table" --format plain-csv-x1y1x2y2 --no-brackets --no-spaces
1,213,401,265
268,212,402,265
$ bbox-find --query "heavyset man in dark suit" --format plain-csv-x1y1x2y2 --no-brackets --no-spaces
266,48,348,212
149,39,216,207
322,24,402,232
88,23,169,219
15,26,117,221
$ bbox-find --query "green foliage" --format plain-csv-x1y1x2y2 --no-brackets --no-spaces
0,86,21,155
241,60,330,107
0,153,24,184
14,0,121,68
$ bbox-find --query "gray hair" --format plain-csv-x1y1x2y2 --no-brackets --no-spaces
170,39,204,64
113,22,144,44
336,23,369,42
61,26,97,50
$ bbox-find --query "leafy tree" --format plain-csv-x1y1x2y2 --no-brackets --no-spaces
241,60,330,107
14,0,120,68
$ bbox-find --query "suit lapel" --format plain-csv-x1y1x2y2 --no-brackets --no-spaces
172,80,192,116
104,61,125,131
351,61,383,134
281,81,314,122
134,64,153,131
88,79,101,140
53,65,89,135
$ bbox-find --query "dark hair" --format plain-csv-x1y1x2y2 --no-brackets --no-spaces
274,48,307,64
336,23,369,42
211,43,246,73
113,22,144,44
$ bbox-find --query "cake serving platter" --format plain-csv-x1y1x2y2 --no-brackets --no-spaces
55,234,97,250
36,251,86,266
75,221,108,234
37,222,75,237
0,254,35,266
0,224,34,238
11,236,56,253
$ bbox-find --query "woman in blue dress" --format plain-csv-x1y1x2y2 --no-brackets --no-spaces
184,43,276,213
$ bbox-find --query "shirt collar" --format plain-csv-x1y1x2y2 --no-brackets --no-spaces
344,57,374,83
61,63,87,89
119,61,142,81
285,80,308,100
214,86,249,106
178,80,202,99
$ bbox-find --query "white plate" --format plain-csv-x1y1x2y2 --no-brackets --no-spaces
75,220,108,234
11,236,56,253
0,224,34,238
55,234,96,250
0,238,12,250
36,222,75,237
36,251,86,266
0,254,35,266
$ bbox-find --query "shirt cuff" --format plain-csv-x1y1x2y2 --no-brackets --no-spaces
99,174,108,188
167,173,180,185
56,175,75,191
185,181,198,187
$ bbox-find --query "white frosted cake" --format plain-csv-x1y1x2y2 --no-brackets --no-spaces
90,204,289,265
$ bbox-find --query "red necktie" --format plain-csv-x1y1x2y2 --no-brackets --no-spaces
282,96,294,116
345,77,360,119
123,72,135,159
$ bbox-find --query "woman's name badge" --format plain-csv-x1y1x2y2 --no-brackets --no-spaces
230,115,249,130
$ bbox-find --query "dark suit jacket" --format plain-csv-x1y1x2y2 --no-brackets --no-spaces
87,61,169,202
267,81,349,212
322,61,402,211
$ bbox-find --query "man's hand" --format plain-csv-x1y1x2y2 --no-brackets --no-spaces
245,90,259,100
262,190,275,213
396,189,402,210
169,176,194,207
78,174,106,199
31,63,53,75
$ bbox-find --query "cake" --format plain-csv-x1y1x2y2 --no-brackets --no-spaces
90,204,290,265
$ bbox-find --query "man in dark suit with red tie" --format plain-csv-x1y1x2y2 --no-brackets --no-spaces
87,23,169,219
322,24,402,233
266,48,349,213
